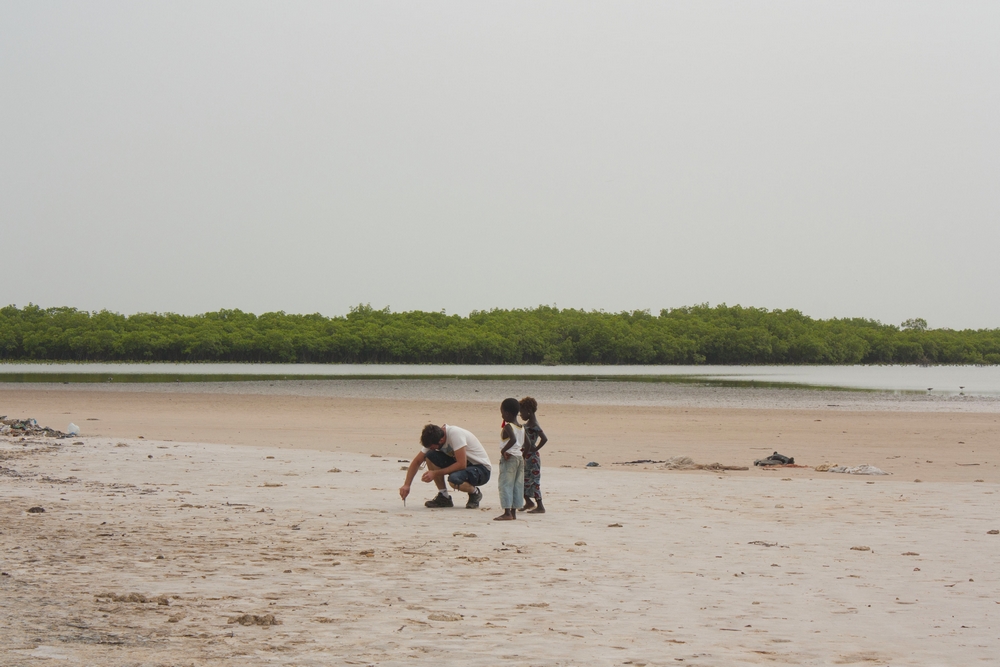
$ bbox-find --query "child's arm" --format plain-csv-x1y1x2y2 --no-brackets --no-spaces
500,423,516,460
533,425,548,451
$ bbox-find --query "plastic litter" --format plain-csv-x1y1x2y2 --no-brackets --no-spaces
67,423,81,435
826,464,890,475
0,417,71,438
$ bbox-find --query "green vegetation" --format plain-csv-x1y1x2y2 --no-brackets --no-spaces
1,304,998,365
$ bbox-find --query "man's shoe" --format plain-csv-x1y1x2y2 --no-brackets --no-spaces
424,494,454,508
466,488,483,509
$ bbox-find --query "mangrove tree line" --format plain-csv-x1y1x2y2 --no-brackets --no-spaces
1,304,998,365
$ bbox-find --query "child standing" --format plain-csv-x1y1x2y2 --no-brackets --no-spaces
519,396,547,513
494,397,525,521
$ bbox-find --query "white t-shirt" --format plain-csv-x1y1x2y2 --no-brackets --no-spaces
422,425,492,471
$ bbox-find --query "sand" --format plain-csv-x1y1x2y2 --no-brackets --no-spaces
2,382,999,665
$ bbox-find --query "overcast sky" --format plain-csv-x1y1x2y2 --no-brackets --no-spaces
2,2,998,329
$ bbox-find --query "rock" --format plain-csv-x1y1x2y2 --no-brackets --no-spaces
850,546,871,551
586,462,600,467
228,613,280,626
988,530,999,535
428,613,462,622
27,507,45,513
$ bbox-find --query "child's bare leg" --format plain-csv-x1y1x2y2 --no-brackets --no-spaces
522,496,536,510
493,509,514,521
528,497,545,513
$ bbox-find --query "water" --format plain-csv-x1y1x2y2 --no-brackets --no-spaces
1,363,998,396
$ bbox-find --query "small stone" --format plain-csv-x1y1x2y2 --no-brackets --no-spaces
608,523,623,528
575,541,587,546
988,530,999,535
27,507,45,514
851,546,871,551
902,552,919,556
428,612,462,622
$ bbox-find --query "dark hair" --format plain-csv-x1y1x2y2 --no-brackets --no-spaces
420,424,445,447
519,396,538,415
501,397,520,416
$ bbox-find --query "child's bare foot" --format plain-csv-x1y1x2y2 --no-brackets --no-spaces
522,499,536,510
493,510,515,521
527,505,545,514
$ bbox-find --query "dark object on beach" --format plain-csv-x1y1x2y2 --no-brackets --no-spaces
754,452,794,467
613,459,667,465
27,506,45,513
586,461,600,467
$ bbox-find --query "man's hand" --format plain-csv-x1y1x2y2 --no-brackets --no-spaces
399,484,410,501
420,470,437,483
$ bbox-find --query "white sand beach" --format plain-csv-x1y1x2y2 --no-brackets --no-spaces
2,384,999,665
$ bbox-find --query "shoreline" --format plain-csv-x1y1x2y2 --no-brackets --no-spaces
2,382,997,483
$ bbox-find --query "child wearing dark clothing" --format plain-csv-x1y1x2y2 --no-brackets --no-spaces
519,396,548,514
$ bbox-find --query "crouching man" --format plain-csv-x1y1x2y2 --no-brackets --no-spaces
399,424,492,509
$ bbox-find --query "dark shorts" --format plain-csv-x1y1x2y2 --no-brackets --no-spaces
425,450,491,488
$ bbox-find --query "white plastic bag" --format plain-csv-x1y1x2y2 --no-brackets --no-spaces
67,423,80,435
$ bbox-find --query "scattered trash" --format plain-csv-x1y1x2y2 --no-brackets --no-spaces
850,546,871,551
660,456,748,471
608,523,623,527
826,465,890,476
586,461,600,467
754,452,795,467
748,541,778,547
0,417,69,438
67,423,80,435
27,506,46,514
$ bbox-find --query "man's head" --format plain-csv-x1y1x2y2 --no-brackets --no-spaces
420,424,446,448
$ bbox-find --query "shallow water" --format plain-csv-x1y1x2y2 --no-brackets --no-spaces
5,378,999,413
1,362,999,395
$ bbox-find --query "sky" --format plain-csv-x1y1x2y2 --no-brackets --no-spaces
2,2,998,330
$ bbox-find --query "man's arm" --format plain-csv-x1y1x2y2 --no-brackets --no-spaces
399,450,427,500
421,447,467,483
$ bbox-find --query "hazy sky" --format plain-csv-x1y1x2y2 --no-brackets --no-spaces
2,2,998,329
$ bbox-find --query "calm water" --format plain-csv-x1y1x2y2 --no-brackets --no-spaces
1,363,999,396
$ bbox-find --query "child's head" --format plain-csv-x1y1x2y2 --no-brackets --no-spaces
501,397,520,421
420,424,445,448
519,396,538,420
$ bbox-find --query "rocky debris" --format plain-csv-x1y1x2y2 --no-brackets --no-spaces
27,506,45,513
428,612,462,622
228,613,280,626
96,592,171,605
1,417,70,438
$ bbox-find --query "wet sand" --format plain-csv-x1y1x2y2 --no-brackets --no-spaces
2,382,999,665
2,381,998,483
